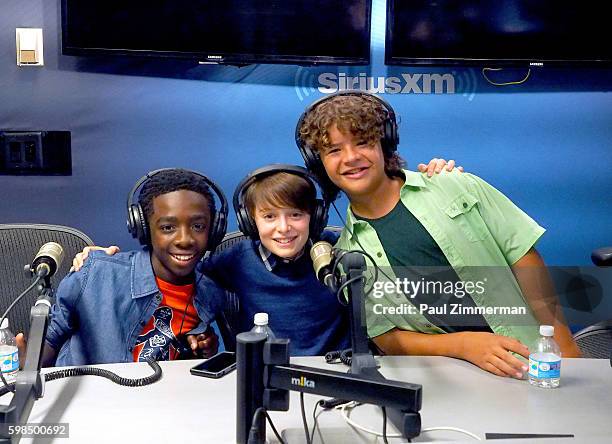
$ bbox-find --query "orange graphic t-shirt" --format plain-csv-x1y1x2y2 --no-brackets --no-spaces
133,277,199,362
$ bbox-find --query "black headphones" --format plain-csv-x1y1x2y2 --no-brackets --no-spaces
232,164,329,240
295,90,400,200
126,168,228,251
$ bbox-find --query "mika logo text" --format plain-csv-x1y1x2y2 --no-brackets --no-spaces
291,376,315,388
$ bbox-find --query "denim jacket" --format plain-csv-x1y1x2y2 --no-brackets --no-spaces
46,250,225,366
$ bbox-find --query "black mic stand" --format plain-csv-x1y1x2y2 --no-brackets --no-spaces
0,273,53,444
340,251,422,436
236,251,422,444
342,251,379,376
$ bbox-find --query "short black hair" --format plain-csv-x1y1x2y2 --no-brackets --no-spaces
139,169,216,221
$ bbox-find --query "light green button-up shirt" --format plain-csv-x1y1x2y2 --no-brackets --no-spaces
335,170,544,347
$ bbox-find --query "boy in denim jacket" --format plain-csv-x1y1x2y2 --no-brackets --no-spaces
18,169,225,366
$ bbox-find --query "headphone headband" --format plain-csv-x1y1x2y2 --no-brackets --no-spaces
295,90,398,140
233,164,329,240
126,168,228,251
232,164,318,208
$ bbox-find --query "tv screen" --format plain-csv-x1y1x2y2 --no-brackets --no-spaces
386,0,611,66
61,0,371,65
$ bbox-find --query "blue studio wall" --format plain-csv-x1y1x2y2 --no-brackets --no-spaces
1,1,611,326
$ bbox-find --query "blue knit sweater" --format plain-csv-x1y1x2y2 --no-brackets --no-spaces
202,230,350,356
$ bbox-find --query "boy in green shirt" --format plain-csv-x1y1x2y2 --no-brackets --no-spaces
296,91,581,378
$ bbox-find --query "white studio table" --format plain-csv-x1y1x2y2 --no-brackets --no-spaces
2,356,610,444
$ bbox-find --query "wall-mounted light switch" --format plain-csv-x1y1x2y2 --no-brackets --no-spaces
16,28,44,66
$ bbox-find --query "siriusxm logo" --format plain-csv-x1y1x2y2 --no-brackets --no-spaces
318,73,455,94
295,68,477,102
291,376,315,388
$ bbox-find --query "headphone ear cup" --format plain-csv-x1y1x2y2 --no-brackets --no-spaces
207,211,224,252
128,203,147,244
383,118,399,155
236,206,258,239
302,149,340,202
216,211,228,250
235,207,247,235
310,199,328,239
245,211,258,240
136,204,149,245
300,143,324,175
127,204,138,239
305,148,319,172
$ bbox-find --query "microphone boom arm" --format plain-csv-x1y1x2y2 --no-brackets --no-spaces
0,279,53,443
236,333,422,444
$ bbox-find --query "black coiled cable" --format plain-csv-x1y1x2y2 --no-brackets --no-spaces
325,349,352,366
0,358,162,397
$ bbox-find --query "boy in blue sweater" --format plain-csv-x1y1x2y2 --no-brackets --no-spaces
206,165,349,355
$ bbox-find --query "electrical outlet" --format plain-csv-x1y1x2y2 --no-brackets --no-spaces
2,132,44,169
0,131,71,175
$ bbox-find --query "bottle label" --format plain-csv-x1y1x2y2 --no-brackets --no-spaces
529,356,561,379
0,349,19,373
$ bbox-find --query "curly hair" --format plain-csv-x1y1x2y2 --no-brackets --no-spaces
298,94,406,177
139,169,216,222
243,172,316,218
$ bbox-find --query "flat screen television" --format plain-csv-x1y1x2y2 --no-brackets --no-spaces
61,0,371,65
385,0,611,67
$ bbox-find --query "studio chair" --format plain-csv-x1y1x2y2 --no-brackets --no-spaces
572,247,612,359
211,231,248,352
0,224,94,336
573,320,612,359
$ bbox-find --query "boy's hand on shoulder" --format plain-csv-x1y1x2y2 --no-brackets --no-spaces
71,245,120,272
417,158,464,177
457,331,529,379
186,326,219,358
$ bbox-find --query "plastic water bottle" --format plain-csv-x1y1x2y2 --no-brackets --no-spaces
528,325,561,388
250,313,276,339
0,318,19,384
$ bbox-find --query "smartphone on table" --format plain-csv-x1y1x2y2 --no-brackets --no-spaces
190,351,236,378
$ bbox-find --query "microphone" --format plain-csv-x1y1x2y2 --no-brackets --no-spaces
310,241,336,290
31,242,65,278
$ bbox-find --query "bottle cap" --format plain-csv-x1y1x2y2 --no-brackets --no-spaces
539,325,554,336
0,318,8,330
254,312,269,326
